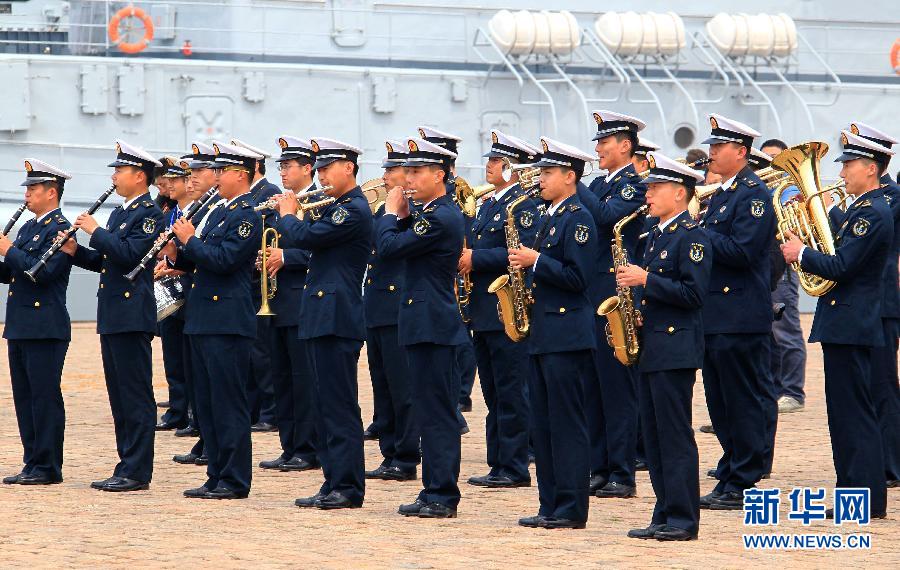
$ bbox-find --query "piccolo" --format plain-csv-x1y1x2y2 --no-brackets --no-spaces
2,202,28,236
124,187,218,282
25,185,117,282
254,185,332,212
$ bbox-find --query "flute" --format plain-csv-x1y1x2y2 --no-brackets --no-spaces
2,202,28,236
124,186,218,282
25,185,117,282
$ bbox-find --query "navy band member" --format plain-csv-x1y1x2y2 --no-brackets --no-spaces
60,140,165,492
418,125,477,426
618,153,711,541
633,137,660,173
232,138,281,431
155,157,192,432
364,140,420,482
847,122,900,488
279,138,372,510
0,160,73,486
697,115,775,510
377,137,467,518
257,136,320,473
509,137,598,529
166,142,263,499
460,130,539,488
782,131,893,518
580,110,648,498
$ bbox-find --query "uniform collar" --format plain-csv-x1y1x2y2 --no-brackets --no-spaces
657,209,687,233
492,182,517,203
225,191,251,208
547,193,578,216
34,207,60,225
604,163,631,183
122,192,149,210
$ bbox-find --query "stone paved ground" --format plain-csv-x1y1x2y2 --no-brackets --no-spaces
0,316,897,568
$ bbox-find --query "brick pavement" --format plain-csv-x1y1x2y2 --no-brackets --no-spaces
0,317,897,567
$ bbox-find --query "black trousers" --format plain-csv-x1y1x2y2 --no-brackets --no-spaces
249,315,276,425
529,350,592,523
639,369,700,535
871,319,900,482
456,335,477,408
8,339,68,481
703,333,768,493
367,325,419,471
270,325,317,463
406,342,462,508
189,334,253,494
159,316,189,427
822,343,887,515
100,332,155,482
588,317,638,486
307,335,365,505
472,330,530,481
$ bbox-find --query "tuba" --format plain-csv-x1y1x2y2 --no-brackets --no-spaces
488,193,533,342
257,227,278,316
771,141,837,297
597,204,648,366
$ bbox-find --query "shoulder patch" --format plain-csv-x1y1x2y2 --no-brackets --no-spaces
237,220,253,239
852,217,870,237
331,207,349,225
141,217,157,235
574,223,590,244
519,210,534,229
621,185,636,201
413,218,431,236
750,199,766,219
689,242,705,263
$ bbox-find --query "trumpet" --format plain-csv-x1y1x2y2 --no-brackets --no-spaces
254,185,331,212
361,178,387,213
500,161,541,190
26,185,117,282
2,202,28,236
257,227,278,316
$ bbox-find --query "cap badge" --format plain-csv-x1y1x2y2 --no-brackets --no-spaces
385,141,393,153
593,112,602,124
647,155,656,169
310,140,320,153
850,124,860,136
840,132,849,146
408,140,419,153
417,127,426,138
192,143,200,155
541,139,549,153
710,117,719,129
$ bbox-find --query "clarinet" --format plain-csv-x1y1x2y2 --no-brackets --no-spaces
25,185,117,282
124,187,217,282
2,202,28,236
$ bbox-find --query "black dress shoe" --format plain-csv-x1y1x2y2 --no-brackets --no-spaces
482,475,531,488
173,452,200,465
588,475,608,494
888,479,900,488
250,422,277,433
634,459,648,471
295,493,326,508
17,473,61,485
595,481,636,498
627,523,666,539
100,478,149,492
467,473,493,487
155,420,183,431
458,402,472,413
280,457,320,472
174,426,200,438
157,400,170,408
365,465,389,479
398,499,427,516
708,491,743,510
518,515,547,528
706,468,718,478
699,490,723,509
698,424,715,434
371,466,416,481
542,517,585,529
417,502,457,518
91,476,120,489
316,491,360,510
363,424,379,440
194,455,208,465
654,525,697,541
202,486,248,500
3,472,25,484
259,456,288,470
183,485,211,498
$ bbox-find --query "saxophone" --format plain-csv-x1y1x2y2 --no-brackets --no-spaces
488,193,533,342
597,204,648,366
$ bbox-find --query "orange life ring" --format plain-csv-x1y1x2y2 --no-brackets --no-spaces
891,39,900,75
108,6,155,54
